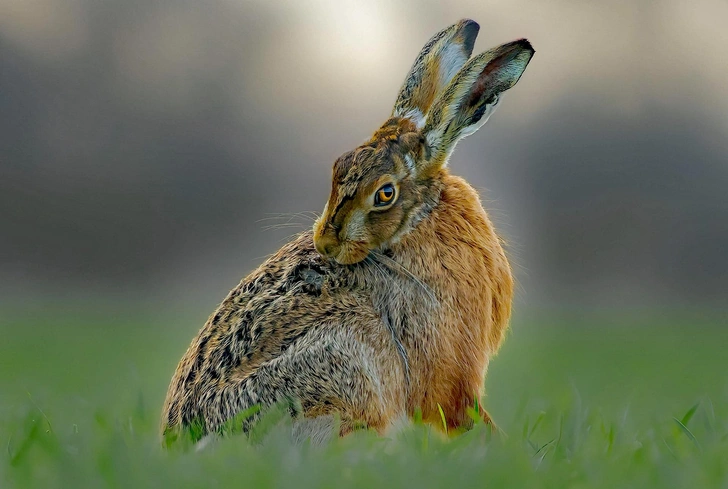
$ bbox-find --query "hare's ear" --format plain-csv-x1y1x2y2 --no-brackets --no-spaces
392,19,480,128
419,39,534,172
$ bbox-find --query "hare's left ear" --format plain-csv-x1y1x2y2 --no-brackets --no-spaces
392,19,480,128
419,39,534,172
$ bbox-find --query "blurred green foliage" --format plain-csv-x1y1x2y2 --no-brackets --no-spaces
1,307,726,488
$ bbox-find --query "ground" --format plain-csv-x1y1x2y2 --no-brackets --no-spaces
1,305,726,488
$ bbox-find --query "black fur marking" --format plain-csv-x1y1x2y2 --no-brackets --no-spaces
469,95,496,126
331,194,354,226
185,334,210,387
470,103,488,126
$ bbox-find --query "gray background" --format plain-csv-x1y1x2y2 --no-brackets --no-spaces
2,0,727,312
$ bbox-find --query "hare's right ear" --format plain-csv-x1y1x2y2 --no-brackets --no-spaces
392,19,480,128
418,39,534,173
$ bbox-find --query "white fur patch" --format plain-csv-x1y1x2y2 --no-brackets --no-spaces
459,95,501,139
425,130,442,156
400,108,425,129
345,209,366,241
404,154,416,172
438,42,468,89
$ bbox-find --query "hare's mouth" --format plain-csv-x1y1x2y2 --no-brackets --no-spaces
313,228,369,265
333,241,369,265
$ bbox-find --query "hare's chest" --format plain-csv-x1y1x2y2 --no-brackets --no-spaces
406,247,504,400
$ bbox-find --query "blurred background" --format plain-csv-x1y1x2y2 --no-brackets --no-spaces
2,0,728,311
1,0,727,426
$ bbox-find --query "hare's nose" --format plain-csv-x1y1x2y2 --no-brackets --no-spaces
314,233,338,258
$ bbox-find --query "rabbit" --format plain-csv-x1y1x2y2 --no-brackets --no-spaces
161,18,534,443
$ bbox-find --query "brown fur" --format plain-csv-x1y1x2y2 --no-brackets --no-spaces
391,172,513,428
161,19,533,441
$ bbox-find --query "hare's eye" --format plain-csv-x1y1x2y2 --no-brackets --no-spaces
374,183,397,207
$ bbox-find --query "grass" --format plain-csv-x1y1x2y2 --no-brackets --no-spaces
1,305,726,488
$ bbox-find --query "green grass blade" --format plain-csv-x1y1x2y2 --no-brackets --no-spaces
672,417,702,450
528,411,546,439
680,402,700,427
436,403,448,435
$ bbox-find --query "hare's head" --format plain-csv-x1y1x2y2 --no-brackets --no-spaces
314,20,534,264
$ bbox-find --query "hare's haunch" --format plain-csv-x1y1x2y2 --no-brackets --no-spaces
161,19,534,441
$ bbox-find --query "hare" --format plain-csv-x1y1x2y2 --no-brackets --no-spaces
161,19,534,442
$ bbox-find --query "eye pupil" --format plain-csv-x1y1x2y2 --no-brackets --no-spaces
375,184,396,206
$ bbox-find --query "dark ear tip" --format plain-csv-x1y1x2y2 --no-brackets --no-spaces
458,19,480,52
459,18,480,32
513,38,535,56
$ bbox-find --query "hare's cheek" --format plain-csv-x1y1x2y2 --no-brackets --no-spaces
366,206,406,246
342,209,369,242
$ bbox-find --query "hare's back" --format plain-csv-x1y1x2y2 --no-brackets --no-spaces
161,232,391,430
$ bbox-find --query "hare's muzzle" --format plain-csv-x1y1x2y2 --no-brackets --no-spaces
314,232,337,259
313,220,341,259
314,225,369,265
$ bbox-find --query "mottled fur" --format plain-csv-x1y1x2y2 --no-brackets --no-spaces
161,19,534,441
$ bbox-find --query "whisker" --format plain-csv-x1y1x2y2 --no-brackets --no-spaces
261,223,309,232
257,212,320,224
369,251,439,306
367,255,399,298
275,229,310,244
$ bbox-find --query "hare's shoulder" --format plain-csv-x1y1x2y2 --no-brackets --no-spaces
162,232,381,430
172,232,365,393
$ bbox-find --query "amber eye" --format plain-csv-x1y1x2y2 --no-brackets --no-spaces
374,183,397,207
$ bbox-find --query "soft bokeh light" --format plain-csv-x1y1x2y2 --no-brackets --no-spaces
1,0,726,311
